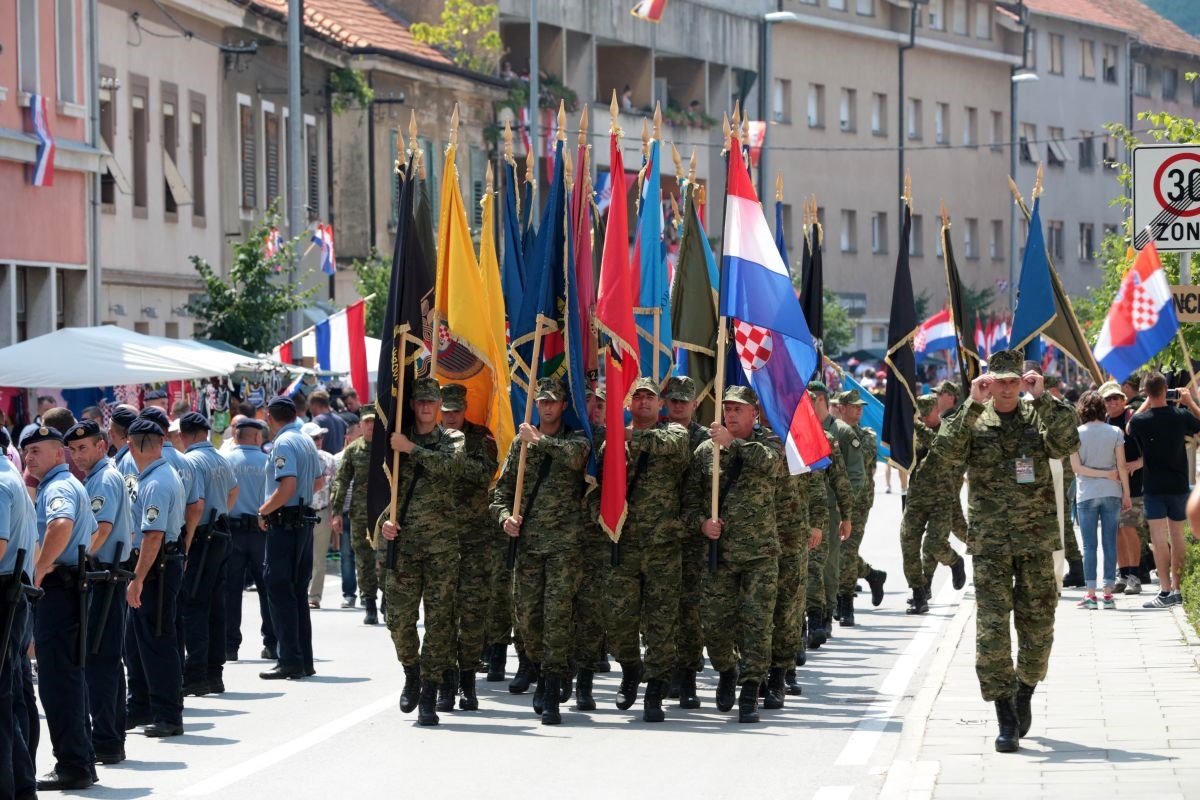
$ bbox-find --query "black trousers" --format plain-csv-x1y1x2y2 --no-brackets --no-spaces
181,528,230,683
85,581,127,755
1,594,35,797
126,559,184,726
264,521,313,670
225,527,276,655
34,576,93,776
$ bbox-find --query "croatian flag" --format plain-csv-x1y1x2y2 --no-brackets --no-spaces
974,317,986,359
264,227,284,261
720,136,831,474
1093,242,1178,383
312,223,336,276
914,307,957,355
313,300,370,399
631,0,667,22
29,94,55,187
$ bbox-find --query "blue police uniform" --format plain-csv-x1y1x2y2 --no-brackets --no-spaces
223,442,276,659
163,440,200,508
125,456,186,732
0,457,37,798
181,437,236,690
81,455,134,760
263,418,321,675
34,461,98,782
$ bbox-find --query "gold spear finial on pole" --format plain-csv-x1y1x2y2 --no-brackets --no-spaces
776,173,784,202
653,102,662,141
688,149,697,183
1007,175,1023,205
408,110,419,155
557,100,566,142
671,143,683,181
641,118,650,158
449,103,460,148
578,103,589,148
609,90,622,136
503,119,513,163
394,124,406,173
1033,162,1045,199
721,112,731,154
485,160,494,195
903,170,913,211
525,144,535,184
940,200,950,229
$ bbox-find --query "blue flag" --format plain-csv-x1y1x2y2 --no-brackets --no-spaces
501,159,525,323
634,139,673,381
1010,197,1056,353
842,373,888,462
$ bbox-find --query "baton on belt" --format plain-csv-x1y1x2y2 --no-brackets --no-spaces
89,542,135,656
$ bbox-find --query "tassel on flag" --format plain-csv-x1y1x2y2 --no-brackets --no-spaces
28,94,55,187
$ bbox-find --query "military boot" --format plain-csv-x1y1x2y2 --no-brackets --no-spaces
509,651,537,694
951,556,967,591
595,649,612,673
994,697,1020,752
487,643,507,682
866,569,887,606
795,623,807,666
399,664,420,713
436,670,456,712
575,669,596,711
668,671,681,699
417,682,439,726
458,670,479,711
532,667,547,715
840,593,856,627
541,675,562,725
615,661,642,710
823,612,834,639
1015,681,1036,737
737,681,760,723
1063,559,1085,588
643,677,666,723
763,667,785,710
678,669,701,709
784,667,802,696
716,668,738,712
559,671,574,703
906,587,929,615
832,595,842,622
363,596,378,625
806,610,826,649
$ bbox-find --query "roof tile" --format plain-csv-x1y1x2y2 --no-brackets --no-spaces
248,0,453,64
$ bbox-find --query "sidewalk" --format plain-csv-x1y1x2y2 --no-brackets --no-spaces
887,579,1200,800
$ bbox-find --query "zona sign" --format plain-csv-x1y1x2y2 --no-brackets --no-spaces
1133,144,1200,251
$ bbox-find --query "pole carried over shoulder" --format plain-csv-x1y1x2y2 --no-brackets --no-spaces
507,314,551,570
708,320,729,575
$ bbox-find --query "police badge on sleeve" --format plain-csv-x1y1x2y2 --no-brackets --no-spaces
274,456,287,470
48,496,66,513
124,474,138,503
146,505,161,523
91,496,106,513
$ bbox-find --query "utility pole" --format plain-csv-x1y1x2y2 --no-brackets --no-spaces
528,0,539,209
287,0,305,334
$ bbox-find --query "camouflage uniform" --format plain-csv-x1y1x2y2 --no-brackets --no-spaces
901,407,958,591
834,391,877,594
331,434,381,605
929,352,1080,701
380,415,467,679
772,470,826,668
449,412,499,670
573,424,607,673
683,399,785,686
807,424,855,618
677,418,711,673
491,393,590,681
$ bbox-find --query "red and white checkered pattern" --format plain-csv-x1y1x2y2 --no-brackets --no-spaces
1131,277,1159,331
734,320,773,372
913,328,927,351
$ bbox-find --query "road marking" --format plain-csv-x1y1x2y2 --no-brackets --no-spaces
813,786,855,800
179,690,401,796
834,581,959,767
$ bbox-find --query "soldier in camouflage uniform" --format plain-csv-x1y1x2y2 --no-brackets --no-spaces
805,382,854,647
594,377,689,722
330,409,380,625
1044,375,1086,586
683,385,785,724
834,390,888,625
436,384,498,713
929,350,1080,753
935,380,971,551
492,378,590,726
664,376,710,700
378,378,467,727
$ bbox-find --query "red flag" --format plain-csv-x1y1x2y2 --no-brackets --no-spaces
276,340,293,365
572,139,597,374
631,0,667,22
594,129,638,540
345,299,369,401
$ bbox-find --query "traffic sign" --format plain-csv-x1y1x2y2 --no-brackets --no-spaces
1134,144,1200,251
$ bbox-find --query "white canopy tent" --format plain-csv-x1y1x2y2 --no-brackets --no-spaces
0,326,297,389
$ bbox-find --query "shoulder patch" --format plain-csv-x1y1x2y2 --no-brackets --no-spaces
91,495,105,513
146,505,161,523
48,496,67,513
124,474,138,504
274,455,287,469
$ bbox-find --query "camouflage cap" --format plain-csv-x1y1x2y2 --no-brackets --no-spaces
723,385,759,405
440,383,467,412
360,406,379,423
534,377,568,402
837,388,866,406
807,380,829,396
987,349,1024,380
1043,374,1062,389
935,379,960,397
663,375,697,401
629,377,661,397
915,394,939,417
411,377,442,403
593,385,606,401
1099,380,1126,400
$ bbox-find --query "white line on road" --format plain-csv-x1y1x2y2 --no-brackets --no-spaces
812,785,855,800
833,581,959,767
178,690,402,797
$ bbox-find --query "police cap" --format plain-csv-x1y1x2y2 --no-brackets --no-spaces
20,425,64,448
109,406,139,430
179,411,211,434
127,418,165,438
138,407,170,433
64,420,103,442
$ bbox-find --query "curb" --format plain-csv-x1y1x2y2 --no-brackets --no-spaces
1168,604,1200,669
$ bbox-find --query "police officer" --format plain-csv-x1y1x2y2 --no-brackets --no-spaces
180,412,237,696
223,418,277,661
65,419,134,765
0,454,38,798
24,425,98,789
107,405,139,474
124,417,186,738
259,396,322,681
138,407,202,547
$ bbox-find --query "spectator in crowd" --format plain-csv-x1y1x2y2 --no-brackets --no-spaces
1070,391,1131,610
1127,372,1200,608
35,395,56,421
305,422,338,609
333,412,360,607
1102,383,1149,595
341,389,362,415
308,391,346,455
81,406,103,426
143,388,169,411
171,398,191,420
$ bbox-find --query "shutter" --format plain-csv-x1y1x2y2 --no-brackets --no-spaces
307,122,319,219
264,111,279,207
240,105,256,209
470,147,486,229
389,128,400,229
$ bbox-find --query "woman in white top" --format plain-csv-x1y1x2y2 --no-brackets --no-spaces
1071,391,1131,609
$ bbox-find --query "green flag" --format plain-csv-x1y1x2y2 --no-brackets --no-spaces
670,183,719,423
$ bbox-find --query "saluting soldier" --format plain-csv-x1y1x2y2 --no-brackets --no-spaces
492,378,590,726
0,454,38,798
833,389,887,625
929,350,1080,752
804,382,854,647
65,419,134,765
378,378,466,727
330,409,381,626
24,425,99,789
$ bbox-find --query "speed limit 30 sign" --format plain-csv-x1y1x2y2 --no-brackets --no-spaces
1134,144,1200,251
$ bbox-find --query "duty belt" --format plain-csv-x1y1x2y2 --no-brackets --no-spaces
228,514,261,533
265,505,314,528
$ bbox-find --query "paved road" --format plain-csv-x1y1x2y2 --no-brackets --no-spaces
35,470,969,799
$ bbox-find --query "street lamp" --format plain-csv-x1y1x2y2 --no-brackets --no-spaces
760,11,801,201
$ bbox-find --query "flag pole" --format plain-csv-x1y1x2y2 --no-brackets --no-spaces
507,313,549,569
709,318,728,575
1177,330,1199,396
379,322,411,552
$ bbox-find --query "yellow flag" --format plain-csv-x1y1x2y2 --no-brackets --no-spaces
478,173,515,459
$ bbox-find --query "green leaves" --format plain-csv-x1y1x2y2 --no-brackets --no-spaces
410,0,502,75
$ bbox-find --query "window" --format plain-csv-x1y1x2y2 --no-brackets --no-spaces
928,0,944,31
935,102,949,145
871,212,888,254
856,0,873,16
909,214,923,257
838,292,867,317
872,326,886,344
1103,44,1119,83
389,128,402,229
871,93,887,136
952,0,968,35
190,92,206,220
1049,34,1064,76
1025,29,1037,70
1078,131,1095,169
964,218,978,259
55,0,77,104
990,220,1004,260
130,75,149,214
907,97,922,140
1163,68,1179,101
1079,223,1095,262
840,210,857,253
1019,217,1029,260
1134,62,1149,96
99,69,117,208
772,78,791,123
162,87,178,217
1047,220,1065,261
963,106,977,146
238,95,256,210
1102,134,1119,166
839,88,856,132
974,1,991,39
470,147,487,228
1019,122,1037,164
1047,126,1070,167
827,0,845,9
807,83,825,128
263,105,280,209
18,0,38,95
306,117,319,220
990,110,1003,149
936,226,944,257
1080,39,1096,80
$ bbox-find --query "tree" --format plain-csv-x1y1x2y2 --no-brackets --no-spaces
411,0,503,75
822,288,854,357
351,249,390,339
186,213,315,353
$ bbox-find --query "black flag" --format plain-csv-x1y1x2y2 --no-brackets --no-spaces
883,205,918,471
941,219,981,388
800,222,824,347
